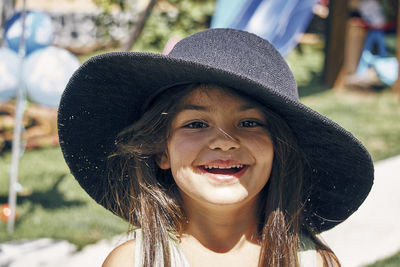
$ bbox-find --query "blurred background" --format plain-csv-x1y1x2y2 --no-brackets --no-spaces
0,0,399,266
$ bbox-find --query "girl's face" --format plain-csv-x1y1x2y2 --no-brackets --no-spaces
158,86,274,208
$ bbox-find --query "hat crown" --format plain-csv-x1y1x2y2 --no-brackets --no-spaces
168,28,299,100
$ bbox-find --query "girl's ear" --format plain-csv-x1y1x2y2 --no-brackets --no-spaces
156,152,171,170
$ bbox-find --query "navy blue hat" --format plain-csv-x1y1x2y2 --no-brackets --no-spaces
58,28,374,232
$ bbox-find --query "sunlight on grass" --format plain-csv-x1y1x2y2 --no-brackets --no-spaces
0,147,128,249
365,251,400,267
287,40,400,161
301,89,400,161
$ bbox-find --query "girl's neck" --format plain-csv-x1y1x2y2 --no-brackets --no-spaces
180,196,260,253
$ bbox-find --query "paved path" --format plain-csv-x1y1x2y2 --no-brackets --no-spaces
1,156,399,267
0,235,128,267
321,155,400,267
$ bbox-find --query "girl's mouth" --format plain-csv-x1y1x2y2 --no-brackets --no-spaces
199,165,248,176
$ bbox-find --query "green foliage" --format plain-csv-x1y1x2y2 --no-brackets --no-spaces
91,0,215,52
380,0,397,22
287,41,327,97
132,0,215,52
93,0,127,12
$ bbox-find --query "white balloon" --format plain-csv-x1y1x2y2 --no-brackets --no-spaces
23,46,80,108
0,47,20,102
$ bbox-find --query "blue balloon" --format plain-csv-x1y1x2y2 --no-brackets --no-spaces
23,47,80,108
0,47,20,102
4,11,54,56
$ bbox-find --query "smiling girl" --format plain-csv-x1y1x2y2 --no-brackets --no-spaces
58,29,374,267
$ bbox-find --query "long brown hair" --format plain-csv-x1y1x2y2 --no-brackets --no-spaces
106,84,340,267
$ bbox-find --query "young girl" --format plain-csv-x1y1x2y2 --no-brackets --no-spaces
58,28,374,267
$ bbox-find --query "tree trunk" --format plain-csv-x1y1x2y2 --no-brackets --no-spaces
121,0,157,51
322,0,349,89
1,0,15,44
393,0,400,99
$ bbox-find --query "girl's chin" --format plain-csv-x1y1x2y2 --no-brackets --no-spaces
204,174,241,185
196,188,250,206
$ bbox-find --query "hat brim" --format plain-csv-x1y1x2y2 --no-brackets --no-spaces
58,52,373,232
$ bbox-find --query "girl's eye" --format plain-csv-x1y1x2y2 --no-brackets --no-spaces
238,120,262,128
184,121,209,129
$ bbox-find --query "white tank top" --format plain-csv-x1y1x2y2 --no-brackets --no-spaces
133,229,317,267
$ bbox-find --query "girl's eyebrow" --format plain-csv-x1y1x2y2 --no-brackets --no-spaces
239,104,259,111
179,104,208,111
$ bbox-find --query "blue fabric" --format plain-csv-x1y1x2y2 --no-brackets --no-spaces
211,0,247,29
211,0,318,56
362,30,387,57
355,27,397,85
357,50,398,86
231,0,264,30
375,57,398,86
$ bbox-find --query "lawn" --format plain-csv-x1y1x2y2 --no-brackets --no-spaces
0,147,128,249
0,40,399,266
365,251,400,267
287,42,400,162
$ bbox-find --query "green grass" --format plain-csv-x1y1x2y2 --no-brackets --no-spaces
365,251,400,267
288,41,400,161
302,89,400,161
287,41,329,97
0,147,128,249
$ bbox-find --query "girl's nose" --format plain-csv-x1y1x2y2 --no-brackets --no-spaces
208,127,240,151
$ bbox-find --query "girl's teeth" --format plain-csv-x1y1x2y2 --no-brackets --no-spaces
204,164,244,169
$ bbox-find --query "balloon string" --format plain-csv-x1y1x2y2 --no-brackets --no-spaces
8,0,27,234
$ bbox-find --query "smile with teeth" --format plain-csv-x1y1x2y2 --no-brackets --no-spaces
200,164,247,175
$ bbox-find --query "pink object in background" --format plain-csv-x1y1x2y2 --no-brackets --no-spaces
162,37,180,55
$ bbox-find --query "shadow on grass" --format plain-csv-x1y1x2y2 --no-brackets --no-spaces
0,174,85,209
298,70,329,98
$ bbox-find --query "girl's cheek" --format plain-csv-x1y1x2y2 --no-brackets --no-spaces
170,130,209,153
238,130,272,144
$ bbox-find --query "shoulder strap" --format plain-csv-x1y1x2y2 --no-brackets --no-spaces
168,234,191,267
298,249,318,266
133,229,190,267
298,234,318,267
134,229,144,267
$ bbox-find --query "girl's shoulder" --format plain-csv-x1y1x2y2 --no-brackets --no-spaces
102,239,136,267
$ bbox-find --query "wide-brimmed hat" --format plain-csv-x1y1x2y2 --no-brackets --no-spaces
58,28,373,232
